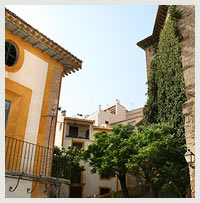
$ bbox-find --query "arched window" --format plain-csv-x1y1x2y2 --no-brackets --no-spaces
5,41,18,66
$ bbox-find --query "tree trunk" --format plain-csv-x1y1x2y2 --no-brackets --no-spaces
118,174,129,198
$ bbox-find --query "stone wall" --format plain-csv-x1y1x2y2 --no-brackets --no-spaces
183,98,195,197
139,5,195,197
144,45,156,78
176,5,195,198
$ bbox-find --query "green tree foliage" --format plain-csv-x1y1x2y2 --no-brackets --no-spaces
143,60,158,125
126,124,189,198
52,146,85,183
83,124,136,197
143,6,187,137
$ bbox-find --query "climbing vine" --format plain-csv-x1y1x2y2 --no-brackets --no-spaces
143,5,187,137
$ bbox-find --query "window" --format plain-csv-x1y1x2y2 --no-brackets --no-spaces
69,126,78,137
69,186,82,198
100,187,111,195
5,41,18,66
85,129,89,139
5,99,11,127
105,121,109,124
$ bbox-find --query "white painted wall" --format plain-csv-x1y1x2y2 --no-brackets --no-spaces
86,110,98,125
115,103,127,120
87,103,143,128
6,49,48,144
84,141,118,197
88,103,127,126
61,138,118,197
5,177,31,198
55,104,143,198
126,108,143,120
55,115,64,147
97,108,126,126
5,49,48,198
87,100,127,126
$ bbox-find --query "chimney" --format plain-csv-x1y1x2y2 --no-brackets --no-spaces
116,99,120,104
99,105,101,111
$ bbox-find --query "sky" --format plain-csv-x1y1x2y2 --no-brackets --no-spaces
6,5,158,117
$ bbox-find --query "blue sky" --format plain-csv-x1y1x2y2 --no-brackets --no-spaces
7,5,158,117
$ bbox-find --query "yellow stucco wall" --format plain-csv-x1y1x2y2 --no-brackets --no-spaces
5,28,64,198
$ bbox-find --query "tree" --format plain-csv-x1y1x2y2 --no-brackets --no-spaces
143,5,186,137
83,124,136,197
126,124,190,198
52,146,85,183
141,6,189,197
143,59,158,125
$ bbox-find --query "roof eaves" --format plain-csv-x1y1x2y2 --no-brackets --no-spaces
93,126,112,130
65,117,94,123
137,5,169,50
5,8,82,75
110,115,143,125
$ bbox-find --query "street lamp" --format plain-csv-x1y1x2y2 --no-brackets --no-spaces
184,149,195,169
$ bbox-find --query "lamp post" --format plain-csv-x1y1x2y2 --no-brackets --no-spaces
184,149,195,169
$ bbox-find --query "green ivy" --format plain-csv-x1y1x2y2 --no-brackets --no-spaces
143,5,187,138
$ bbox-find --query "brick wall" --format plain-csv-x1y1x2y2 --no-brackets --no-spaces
37,67,62,198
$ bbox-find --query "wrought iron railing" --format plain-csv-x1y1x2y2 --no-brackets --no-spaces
52,156,81,184
5,136,53,177
65,134,89,139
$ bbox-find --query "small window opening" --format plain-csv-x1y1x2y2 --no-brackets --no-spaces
5,41,18,66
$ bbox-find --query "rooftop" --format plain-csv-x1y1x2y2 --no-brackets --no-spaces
5,8,82,76
110,115,143,125
64,116,94,124
137,5,169,50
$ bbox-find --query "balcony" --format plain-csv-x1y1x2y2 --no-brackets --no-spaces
65,125,90,139
52,153,82,184
5,136,70,184
65,134,89,139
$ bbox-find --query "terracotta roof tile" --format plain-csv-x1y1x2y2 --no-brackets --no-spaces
5,8,82,71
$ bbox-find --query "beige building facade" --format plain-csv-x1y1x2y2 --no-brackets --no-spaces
87,100,143,190
87,99,143,127
55,113,119,197
55,100,144,197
